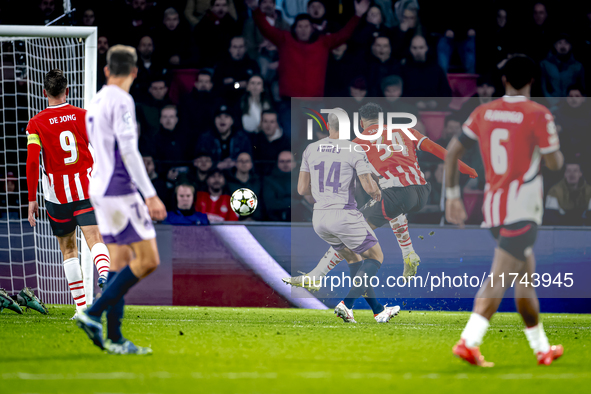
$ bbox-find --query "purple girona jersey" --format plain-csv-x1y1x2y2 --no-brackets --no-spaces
300,137,372,210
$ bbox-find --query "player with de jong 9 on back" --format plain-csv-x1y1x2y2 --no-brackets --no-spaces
26,69,111,319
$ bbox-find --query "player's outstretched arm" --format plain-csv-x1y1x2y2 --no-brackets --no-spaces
543,150,564,172
359,173,381,202
444,138,467,227
420,138,478,179
26,136,41,227
297,171,312,196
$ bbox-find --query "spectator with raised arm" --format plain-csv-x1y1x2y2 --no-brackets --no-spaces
243,0,290,60
253,0,370,98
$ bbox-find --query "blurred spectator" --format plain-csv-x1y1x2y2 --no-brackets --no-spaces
239,75,273,133
366,36,400,96
262,151,295,221
185,0,237,27
214,36,260,104
0,171,21,220
253,0,370,98
225,152,263,220
275,0,307,25
477,8,514,73
32,0,60,25
164,183,210,225
459,74,497,119
178,70,219,137
348,76,368,104
554,86,590,166
401,35,452,108
540,34,586,107
80,8,96,26
137,77,172,151
380,75,416,114
435,10,476,73
120,0,153,46
143,154,171,208
520,2,554,63
195,169,238,222
191,152,214,191
435,113,463,149
97,35,109,89
196,105,253,169
154,105,192,182
191,0,240,68
390,2,421,61
155,7,191,66
252,110,290,175
243,0,290,60
257,39,281,101
545,163,591,225
349,4,392,56
325,43,364,97
133,36,165,99
307,0,338,35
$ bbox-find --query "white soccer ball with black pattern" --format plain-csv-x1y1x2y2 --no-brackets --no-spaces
231,188,258,216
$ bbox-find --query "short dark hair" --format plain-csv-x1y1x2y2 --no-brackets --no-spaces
566,84,585,95
358,102,383,121
175,181,195,195
44,69,68,97
261,109,278,119
107,45,137,77
502,55,537,90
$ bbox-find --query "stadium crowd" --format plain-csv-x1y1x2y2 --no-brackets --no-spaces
1,0,591,225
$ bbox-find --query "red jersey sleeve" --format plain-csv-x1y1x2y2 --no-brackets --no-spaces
462,107,480,141
410,128,428,150
26,119,42,202
534,107,560,154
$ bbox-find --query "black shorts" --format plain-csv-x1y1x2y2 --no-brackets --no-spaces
489,221,538,261
360,184,431,228
45,199,97,237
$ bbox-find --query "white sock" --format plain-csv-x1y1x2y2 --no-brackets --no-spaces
308,247,344,278
390,214,414,256
91,243,111,280
63,258,86,311
524,323,550,354
461,313,490,347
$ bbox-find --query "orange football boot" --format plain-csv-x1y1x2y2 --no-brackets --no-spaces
537,345,564,366
453,339,494,367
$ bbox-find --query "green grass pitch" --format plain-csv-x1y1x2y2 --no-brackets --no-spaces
0,305,589,393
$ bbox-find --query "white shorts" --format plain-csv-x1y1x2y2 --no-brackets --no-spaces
312,209,378,254
90,193,156,245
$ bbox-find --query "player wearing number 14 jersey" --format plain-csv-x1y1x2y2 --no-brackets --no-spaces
445,55,564,367
26,69,111,319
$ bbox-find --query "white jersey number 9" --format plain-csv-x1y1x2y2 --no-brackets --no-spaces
491,128,508,175
60,130,78,165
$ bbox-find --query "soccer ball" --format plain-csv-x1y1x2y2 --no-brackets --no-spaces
231,188,258,217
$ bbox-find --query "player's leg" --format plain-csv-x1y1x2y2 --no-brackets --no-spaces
515,253,564,365
454,221,537,366
80,225,111,288
75,199,112,288
55,230,89,316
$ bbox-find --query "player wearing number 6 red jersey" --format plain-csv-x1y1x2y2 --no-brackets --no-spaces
445,55,564,367
26,69,111,319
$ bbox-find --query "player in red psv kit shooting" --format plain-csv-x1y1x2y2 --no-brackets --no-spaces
26,70,111,318
444,56,564,367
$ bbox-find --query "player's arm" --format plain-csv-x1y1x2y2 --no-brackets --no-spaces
536,110,563,172
543,151,564,171
358,173,381,202
114,103,166,221
413,129,478,179
26,126,41,227
444,137,469,227
297,171,312,196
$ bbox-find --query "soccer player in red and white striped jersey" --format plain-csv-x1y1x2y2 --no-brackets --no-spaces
26,69,111,318
445,55,564,366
